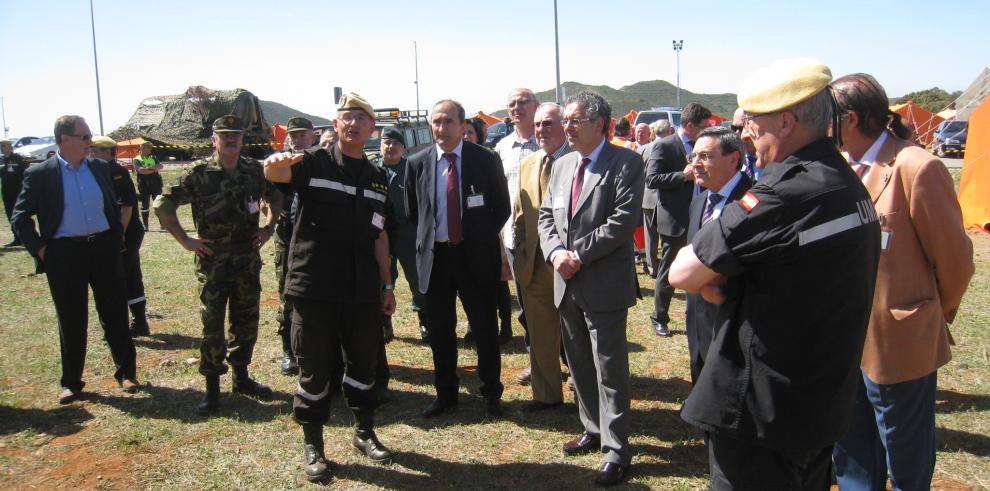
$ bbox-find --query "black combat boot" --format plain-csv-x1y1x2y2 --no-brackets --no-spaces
128,301,150,337
232,365,273,400
352,411,393,464
198,375,220,414
279,330,298,376
302,424,330,482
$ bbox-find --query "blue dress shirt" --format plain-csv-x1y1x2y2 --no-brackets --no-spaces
54,153,110,238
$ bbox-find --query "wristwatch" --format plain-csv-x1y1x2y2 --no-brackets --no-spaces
382,284,395,291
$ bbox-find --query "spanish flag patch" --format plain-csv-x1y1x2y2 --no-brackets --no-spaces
740,192,760,212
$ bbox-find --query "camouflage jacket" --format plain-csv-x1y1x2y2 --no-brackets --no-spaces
154,154,280,249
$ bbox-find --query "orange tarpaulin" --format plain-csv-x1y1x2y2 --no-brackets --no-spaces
476,111,502,127
890,101,944,147
958,96,990,233
115,137,147,159
271,123,287,151
624,110,638,126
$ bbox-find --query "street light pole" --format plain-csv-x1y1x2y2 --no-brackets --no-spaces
1,97,8,138
553,0,562,104
89,0,105,134
672,40,683,108
414,41,420,114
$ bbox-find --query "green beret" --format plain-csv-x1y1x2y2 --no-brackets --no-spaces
738,58,832,114
213,114,245,133
287,117,314,132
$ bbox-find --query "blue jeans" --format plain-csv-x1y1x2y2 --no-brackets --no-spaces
833,370,937,491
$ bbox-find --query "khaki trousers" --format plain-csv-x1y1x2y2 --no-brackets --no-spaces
520,257,563,404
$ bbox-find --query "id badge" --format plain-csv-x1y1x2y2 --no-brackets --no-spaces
246,198,260,214
466,193,485,209
372,212,385,230
880,230,892,251
552,194,565,210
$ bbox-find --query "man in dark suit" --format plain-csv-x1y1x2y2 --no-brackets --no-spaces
11,115,138,404
1,139,29,247
645,102,712,337
538,91,644,487
405,99,511,420
682,126,752,384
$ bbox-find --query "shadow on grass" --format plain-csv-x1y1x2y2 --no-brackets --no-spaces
133,332,200,350
0,404,93,437
87,383,293,423
936,389,990,413
937,427,990,456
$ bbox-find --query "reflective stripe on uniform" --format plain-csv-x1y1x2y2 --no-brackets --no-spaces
363,189,386,203
798,212,862,246
309,178,357,196
127,296,146,306
296,381,331,401
342,374,374,391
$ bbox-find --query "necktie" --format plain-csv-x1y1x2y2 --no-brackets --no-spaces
444,153,463,245
852,163,869,179
571,157,590,217
539,154,554,202
702,192,724,225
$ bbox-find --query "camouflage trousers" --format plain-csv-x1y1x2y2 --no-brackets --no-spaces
195,248,262,376
274,236,293,353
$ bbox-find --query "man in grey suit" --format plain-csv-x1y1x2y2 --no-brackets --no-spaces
538,91,644,487
637,119,672,278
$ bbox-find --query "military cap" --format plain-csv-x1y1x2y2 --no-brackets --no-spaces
287,117,314,132
90,135,117,149
213,114,245,133
738,58,832,115
140,141,153,148
381,127,405,147
0,139,11,145
337,93,374,118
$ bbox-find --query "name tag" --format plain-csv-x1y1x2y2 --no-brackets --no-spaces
466,193,485,209
372,212,385,230
881,230,891,250
246,199,260,214
552,194,565,209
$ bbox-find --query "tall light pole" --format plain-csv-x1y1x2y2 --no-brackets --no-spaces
553,0,562,104
672,40,683,108
1,97,8,138
89,0,105,134
413,41,420,114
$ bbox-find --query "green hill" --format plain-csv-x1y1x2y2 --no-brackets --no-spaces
259,100,332,126
492,80,738,118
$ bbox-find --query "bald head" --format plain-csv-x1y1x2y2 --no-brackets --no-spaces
508,88,539,137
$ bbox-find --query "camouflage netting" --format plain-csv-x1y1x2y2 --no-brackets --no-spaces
109,86,271,148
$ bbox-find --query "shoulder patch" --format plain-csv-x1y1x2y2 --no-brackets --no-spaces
740,192,760,212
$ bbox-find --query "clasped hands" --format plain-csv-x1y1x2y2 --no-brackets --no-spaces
551,250,583,280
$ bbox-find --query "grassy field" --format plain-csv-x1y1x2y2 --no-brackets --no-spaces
0,168,986,490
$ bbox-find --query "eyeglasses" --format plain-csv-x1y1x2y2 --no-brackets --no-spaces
66,134,93,141
534,120,557,129
339,113,371,125
508,99,536,108
562,118,591,127
688,151,722,163
730,125,744,134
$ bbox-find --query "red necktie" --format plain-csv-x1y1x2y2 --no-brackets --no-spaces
571,157,590,217
444,153,463,245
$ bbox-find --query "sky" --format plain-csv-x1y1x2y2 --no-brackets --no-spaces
1,0,987,137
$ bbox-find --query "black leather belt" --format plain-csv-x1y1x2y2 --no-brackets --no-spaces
62,230,110,243
434,240,462,248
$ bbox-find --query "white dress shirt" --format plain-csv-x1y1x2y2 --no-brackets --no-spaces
495,131,539,248
848,131,889,182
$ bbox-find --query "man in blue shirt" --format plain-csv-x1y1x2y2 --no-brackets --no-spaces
11,115,139,404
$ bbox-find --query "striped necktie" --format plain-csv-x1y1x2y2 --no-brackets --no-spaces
702,192,724,225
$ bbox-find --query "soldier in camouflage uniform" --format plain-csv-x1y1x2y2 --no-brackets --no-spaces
154,114,283,414
274,117,316,375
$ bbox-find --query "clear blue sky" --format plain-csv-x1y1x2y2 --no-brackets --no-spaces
1,0,986,137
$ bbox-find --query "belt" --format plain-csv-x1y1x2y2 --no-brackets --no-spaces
434,240,462,248
61,230,110,243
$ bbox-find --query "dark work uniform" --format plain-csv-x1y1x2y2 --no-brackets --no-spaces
285,145,393,427
274,187,296,357
134,154,163,230
1,152,28,225
108,161,148,327
682,139,881,490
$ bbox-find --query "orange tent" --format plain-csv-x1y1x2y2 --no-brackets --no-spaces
271,123,287,151
957,96,990,233
624,110,638,126
890,101,944,147
476,111,502,127
115,137,147,159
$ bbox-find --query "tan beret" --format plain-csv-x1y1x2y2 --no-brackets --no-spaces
91,135,117,149
738,58,832,114
0,139,12,145
337,92,374,118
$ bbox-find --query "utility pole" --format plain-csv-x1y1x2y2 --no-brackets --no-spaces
672,40,684,108
553,0,562,104
414,41,420,114
1,97,8,138
89,0,105,134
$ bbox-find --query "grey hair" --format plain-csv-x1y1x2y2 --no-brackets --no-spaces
565,91,611,135
789,89,832,138
696,126,744,170
536,102,562,116
653,119,673,136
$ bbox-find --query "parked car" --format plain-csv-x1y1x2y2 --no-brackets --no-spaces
8,136,40,149
633,107,682,129
14,136,57,162
932,120,967,158
484,121,510,148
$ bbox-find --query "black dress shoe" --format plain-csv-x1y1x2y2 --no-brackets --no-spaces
353,431,394,464
594,462,629,487
280,354,299,376
58,387,80,404
653,321,672,337
484,399,502,420
129,320,150,338
563,432,600,456
420,398,457,418
521,400,562,412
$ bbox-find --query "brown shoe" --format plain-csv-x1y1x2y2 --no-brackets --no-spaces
58,387,80,404
120,378,140,393
563,432,600,456
516,366,532,386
